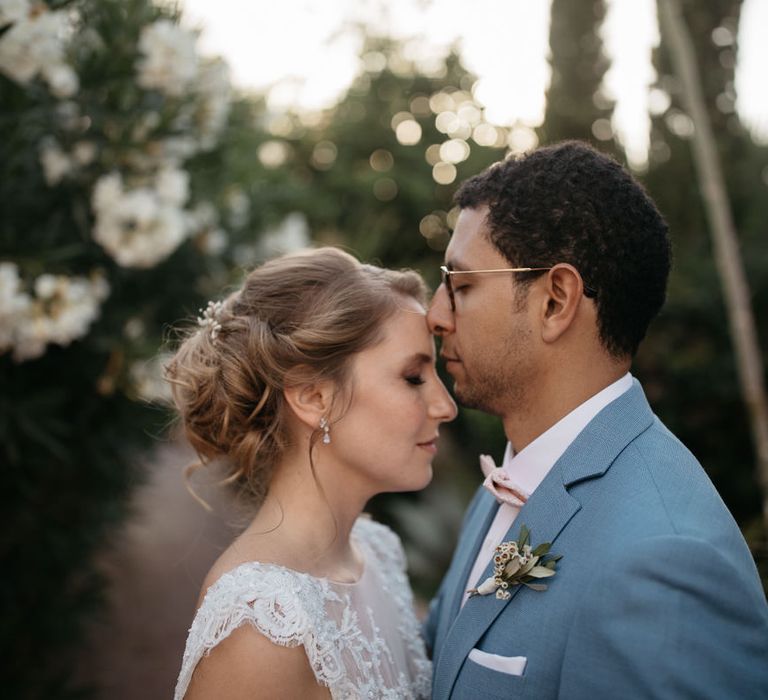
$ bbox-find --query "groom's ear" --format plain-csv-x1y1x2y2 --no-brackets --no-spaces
282,367,335,432
539,264,590,344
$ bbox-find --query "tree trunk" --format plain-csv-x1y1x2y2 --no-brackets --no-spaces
658,0,768,529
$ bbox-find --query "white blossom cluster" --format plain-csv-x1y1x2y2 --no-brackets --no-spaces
129,352,172,404
136,20,199,98
0,0,79,97
91,167,190,268
39,137,97,185
136,21,231,151
0,262,109,362
4,9,238,362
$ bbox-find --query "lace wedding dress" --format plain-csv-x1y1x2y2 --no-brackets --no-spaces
174,517,431,699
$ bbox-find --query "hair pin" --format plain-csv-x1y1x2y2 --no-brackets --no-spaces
198,300,224,341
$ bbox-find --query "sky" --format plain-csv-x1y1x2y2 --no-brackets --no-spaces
181,0,768,168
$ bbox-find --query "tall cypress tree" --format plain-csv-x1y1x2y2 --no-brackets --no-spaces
539,0,619,156
640,0,768,573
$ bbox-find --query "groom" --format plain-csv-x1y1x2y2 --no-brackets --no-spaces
424,141,768,698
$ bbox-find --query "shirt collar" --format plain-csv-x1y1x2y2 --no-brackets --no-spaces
502,373,633,496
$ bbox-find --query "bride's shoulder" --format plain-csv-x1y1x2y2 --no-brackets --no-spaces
196,559,318,631
353,515,406,567
176,562,326,700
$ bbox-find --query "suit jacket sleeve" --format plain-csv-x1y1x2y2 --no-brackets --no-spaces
558,534,768,699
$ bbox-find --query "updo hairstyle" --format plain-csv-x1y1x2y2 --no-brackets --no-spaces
165,247,428,506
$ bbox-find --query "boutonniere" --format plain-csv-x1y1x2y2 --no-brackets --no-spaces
467,525,562,600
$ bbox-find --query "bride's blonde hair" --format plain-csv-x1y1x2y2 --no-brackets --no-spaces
165,247,428,506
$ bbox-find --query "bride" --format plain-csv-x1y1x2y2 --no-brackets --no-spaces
166,247,456,699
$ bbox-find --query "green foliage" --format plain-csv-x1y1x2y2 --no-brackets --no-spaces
0,1,308,694
641,0,767,547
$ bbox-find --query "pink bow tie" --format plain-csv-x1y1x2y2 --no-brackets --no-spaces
479,454,529,507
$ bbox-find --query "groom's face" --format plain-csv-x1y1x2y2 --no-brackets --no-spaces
427,206,540,416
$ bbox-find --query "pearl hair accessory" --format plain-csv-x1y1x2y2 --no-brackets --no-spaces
197,300,224,341
319,416,331,444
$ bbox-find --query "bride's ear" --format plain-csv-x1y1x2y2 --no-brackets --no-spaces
282,368,335,432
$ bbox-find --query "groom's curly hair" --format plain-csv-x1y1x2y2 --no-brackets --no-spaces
454,140,671,357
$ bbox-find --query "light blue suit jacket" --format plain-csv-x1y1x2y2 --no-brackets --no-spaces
425,381,768,699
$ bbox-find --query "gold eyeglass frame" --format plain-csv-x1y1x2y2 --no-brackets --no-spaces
439,265,596,311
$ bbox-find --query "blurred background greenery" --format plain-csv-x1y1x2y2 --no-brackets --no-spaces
1,0,766,696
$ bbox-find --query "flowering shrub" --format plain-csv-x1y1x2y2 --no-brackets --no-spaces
0,0,237,363
0,0,309,694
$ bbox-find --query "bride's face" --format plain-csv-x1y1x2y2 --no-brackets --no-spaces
328,297,457,495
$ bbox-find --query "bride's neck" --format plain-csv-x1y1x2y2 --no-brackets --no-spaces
243,448,366,580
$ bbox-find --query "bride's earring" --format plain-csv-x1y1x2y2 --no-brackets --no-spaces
319,416,331,445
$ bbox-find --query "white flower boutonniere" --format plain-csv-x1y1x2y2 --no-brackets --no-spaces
467,525,562,600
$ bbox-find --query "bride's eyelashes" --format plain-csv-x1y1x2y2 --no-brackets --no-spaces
405,374,425,386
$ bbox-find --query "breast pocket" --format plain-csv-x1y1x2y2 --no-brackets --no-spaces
452,654,528,699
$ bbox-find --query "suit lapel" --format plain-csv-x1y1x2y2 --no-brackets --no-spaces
433,476,580,700
433,381,656,700
444,492,499,625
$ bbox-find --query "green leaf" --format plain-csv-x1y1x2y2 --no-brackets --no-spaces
532,542,551,557
518,556,538,577
518,524,530,547
527,566,556,578
523,582,548,592
548,554,563,562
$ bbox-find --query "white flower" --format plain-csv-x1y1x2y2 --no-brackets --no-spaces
91,168,193,268
93,190,186,268
0,0,30,28
34,273,58,299
0,262,26,313
0,262,31,353
42,62,78,97
72,140,97,166
130,352,172,403
257,212,311,257
0,10,77,96
92,172,124,211
136,20,198,97
0,266,109,362
39,139,72,185
155,166,189,207
200,228,228,255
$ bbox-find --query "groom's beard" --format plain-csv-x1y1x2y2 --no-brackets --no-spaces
451,327,533,418
452,370,522,417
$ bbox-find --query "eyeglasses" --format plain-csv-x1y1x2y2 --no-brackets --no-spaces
439,265,597,311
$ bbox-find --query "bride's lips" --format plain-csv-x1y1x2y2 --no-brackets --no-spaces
417,436,439,454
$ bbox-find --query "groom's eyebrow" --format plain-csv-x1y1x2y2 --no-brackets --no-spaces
445,259,469,272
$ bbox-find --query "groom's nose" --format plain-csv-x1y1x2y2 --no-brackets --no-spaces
427,285,454,336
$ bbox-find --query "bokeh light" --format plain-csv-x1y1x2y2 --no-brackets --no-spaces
369,149,394,172
258,139,290,168
432,162,457,185
395,119,422,145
